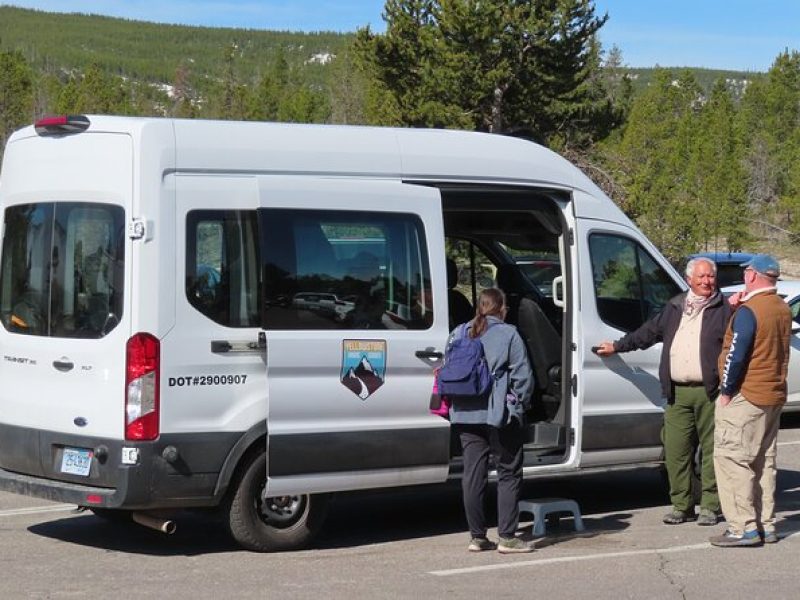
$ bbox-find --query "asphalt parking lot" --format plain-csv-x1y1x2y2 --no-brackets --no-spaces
3,417,800,599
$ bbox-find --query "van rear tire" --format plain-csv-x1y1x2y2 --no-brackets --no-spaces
224,450,330,552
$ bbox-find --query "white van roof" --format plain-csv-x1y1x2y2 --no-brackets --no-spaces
7,115,628,222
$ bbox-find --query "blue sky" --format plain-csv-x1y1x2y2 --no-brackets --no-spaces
4,1,799,72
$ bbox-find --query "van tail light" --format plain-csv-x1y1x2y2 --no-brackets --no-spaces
34,115,90,136
125,333,160,441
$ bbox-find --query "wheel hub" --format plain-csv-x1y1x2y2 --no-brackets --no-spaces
257,491,305,526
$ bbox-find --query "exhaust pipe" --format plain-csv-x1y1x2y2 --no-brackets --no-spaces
132,512,177,535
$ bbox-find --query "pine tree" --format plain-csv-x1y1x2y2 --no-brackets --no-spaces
54,63,131,114
0,49,34,155
171,61,196,118
689,79,749,251
735,51,800,240
616,69,704,260
246,53,288,121
328,48,368,125
355,0,611,145
763,52,800,235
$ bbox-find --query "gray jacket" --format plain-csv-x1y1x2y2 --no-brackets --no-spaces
448,316,534,428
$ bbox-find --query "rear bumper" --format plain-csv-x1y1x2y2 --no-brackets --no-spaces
0,423,242,509
0,467,118,505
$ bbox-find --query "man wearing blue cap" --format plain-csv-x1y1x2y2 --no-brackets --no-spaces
711,254,791,547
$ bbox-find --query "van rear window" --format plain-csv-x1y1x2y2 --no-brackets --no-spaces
0,202,125,338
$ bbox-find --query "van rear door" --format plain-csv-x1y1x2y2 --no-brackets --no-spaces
0,131,131,468
257,177,450,496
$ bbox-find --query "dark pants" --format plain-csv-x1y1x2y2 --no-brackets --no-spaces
456,423,524,539
663,385,718,513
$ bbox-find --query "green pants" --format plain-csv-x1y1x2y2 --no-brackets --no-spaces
663,385,718,513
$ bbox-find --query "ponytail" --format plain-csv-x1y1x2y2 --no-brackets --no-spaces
469,287,506,338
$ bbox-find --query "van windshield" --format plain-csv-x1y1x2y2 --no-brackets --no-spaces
0,202,125,338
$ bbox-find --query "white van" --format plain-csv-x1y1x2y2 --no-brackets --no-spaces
0,115,685,551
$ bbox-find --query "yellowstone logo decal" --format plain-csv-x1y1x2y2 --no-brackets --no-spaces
341,339,386,400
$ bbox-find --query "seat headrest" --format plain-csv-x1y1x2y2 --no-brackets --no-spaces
495,264,523,294
446,258,458,289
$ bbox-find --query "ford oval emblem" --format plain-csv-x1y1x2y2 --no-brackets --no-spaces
73,417,88,427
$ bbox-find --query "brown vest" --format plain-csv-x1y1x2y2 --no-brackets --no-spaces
719,290,791,406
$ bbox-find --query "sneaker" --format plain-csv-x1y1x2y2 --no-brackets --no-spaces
468,537,497,552
709,529,763,547
761,530,779,544
662,509,696,525
497,537,534,554
696,509,718,526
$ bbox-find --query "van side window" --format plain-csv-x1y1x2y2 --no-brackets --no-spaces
260,209,432,331
0,202,125,338
589,233,681,332
186,210,261,327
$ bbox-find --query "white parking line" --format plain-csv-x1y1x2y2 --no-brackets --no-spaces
429,543,709,576
428,529,800,577
778,440,800,446
0,504,75,517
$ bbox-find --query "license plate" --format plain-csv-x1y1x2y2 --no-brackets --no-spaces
60,447,93,476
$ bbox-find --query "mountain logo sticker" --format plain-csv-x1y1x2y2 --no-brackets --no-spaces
341,339,386,400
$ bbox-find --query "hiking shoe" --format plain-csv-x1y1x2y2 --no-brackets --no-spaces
468,537,497,552
497,537,534,554
761,530,779,544
696,509,718,526
709,529,763,547
662,509,696,525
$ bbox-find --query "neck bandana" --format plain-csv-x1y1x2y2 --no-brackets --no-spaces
684,290,717,317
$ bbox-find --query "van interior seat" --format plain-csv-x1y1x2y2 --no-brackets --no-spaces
495,264,562,421
446,258,473,330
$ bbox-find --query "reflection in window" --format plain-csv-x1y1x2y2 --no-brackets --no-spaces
186,211,260,327
0,202,125,338
260,209,432,331
589,233,681,332
790,299,800,324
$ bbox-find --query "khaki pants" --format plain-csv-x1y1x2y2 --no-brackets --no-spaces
714,393,782,535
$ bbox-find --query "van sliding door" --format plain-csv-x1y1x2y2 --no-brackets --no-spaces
257,177,450,496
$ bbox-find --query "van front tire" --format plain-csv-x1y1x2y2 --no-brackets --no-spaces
224,450,330,552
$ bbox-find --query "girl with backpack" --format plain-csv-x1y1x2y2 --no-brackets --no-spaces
446,287,534,553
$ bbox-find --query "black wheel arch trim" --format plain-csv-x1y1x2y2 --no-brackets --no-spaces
212,421,267,500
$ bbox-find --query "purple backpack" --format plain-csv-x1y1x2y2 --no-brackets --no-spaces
437,324,493,400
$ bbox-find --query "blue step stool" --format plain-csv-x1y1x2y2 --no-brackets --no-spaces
518,497,585,538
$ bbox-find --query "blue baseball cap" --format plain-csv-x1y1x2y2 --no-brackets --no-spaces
740,254,780,278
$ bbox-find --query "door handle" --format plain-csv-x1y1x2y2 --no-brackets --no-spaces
53,359,74,372
415,349,443,360
211,338,265,353
210,340,233,353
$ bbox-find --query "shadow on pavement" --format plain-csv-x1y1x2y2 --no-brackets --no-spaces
28,510,238,556
24,466,680,555
780,412,800,429
317,467,667,550
22,414,800,555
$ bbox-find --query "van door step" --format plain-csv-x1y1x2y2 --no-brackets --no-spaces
524,422,564,448
518,497,585,538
